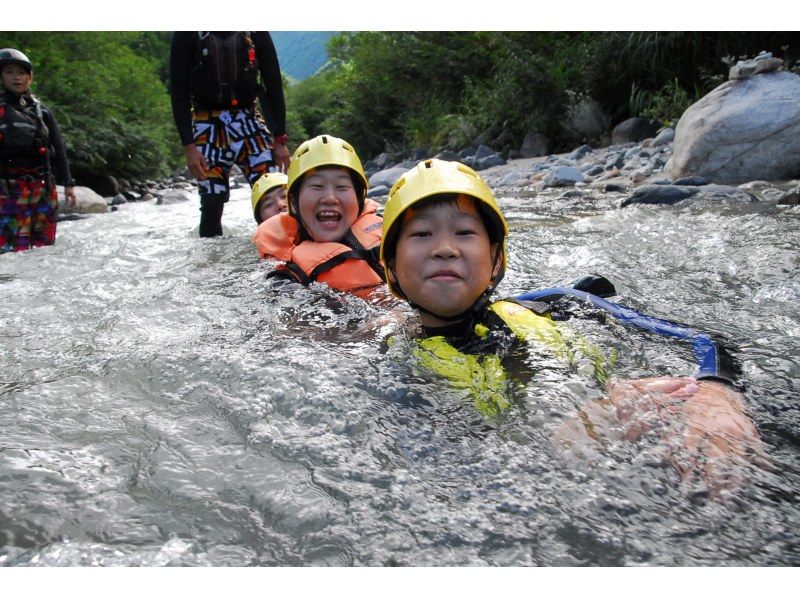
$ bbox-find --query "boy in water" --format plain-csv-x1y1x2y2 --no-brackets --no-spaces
379,158,765,493
252,134,385,297
250,171,288,226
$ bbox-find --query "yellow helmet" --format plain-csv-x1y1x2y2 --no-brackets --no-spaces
251,172,288,222
286,134,368,216
380,159,508,300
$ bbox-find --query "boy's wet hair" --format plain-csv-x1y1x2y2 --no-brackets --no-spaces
382,192,503,264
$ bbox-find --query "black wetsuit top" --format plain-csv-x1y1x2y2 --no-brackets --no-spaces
0,90,74,185
169,31,287,146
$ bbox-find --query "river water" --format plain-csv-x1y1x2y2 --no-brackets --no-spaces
1,184,798,566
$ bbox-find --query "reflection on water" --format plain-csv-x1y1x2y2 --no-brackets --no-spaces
1,187,798,566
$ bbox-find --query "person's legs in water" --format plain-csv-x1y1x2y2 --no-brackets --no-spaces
193,112,235,237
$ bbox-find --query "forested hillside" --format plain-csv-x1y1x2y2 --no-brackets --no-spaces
271,32,335,80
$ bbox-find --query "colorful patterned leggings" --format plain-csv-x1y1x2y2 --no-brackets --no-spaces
0,168,57,253
192,109,274,237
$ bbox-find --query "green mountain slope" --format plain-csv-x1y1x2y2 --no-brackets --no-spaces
271,31,336,80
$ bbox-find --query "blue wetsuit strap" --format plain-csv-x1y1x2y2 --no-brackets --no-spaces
515,287,722,379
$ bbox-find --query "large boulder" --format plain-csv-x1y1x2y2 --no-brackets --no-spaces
567,99,611,142
670,71,800,184
519,131,549,158
57,185,108,214
74,172,119,197
612,117,658,145
368,166,409,189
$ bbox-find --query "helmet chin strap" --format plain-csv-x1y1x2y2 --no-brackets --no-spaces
391,245,505,325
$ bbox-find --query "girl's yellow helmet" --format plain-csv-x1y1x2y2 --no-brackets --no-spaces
380,159,509,300
251,172,288,222
286,135,368,215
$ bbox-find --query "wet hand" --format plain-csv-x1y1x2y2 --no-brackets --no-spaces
183,144,208,180
65,186,77,208
606,377,767,494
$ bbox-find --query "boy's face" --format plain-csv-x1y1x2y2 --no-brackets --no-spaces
390,195,500,327
1,64,32,95
258,187,287,222
297,167,359,242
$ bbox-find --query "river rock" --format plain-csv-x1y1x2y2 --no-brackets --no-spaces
110,193,127,206
652,128,675,147
620,185,700,207
58,186,109,214
373,152,393,169
670,71,800,184
544,166,584,187
777,185,800,205
693,184,757,202
77,173,119,197
567,99,610,142
368,166,408,189
433,150,461,162
519,131,549,158
612,118,658,145
568,145,594,161
366,185,389,198
157,189,194,205
474,154,506,171
672,176,708,186
500,171,526,186
729,52,784,80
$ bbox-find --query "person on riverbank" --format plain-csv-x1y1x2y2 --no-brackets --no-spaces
379,158,766,493
250,171,287,225
0,48,76,254
169,32,289,238
253,134,385,298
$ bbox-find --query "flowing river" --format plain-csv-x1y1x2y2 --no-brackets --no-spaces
1,184,798,566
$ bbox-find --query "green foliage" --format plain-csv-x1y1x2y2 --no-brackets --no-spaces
1,32,179,181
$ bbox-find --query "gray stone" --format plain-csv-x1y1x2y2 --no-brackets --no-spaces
778,185,800,205
366,185,390,198
671,71,800,184
110,193,127,206
672,176,708,186
558,190,585,199
649,178,673,185
620,185,700,207
474,145,497,160
694,184,758,202
605,154,625,170
58,186,109,214
157,189,194,205
544,166,584,187
567,99,610,141
612,117,658,145
519,131,549,158
458,145,479,159
368,167,409,189
140,193,155,202
729,53,784,80
123,190,141,202
433,150,461,162
652,127,675,146
567,145,594,160
474,154,506,171
585,165,604,177
500,171,525,186
604,183,628,193
373,153,393,169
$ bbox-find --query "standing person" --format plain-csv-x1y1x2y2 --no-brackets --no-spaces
0,48,76,254
169,32,290,237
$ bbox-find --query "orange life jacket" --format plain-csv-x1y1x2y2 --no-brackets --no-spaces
252,199,385,295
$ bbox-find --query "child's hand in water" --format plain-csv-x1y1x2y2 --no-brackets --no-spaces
605,377,767,495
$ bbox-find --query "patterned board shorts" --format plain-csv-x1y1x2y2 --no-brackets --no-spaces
0,170,58,253
192,108,274,198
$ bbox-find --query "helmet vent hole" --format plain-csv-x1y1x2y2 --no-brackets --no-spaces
424,160,433,168
321,136,328,144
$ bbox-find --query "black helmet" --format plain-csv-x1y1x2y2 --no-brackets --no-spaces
0,48,33,73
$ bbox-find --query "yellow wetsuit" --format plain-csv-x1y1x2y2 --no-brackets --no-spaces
405,300,615,419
